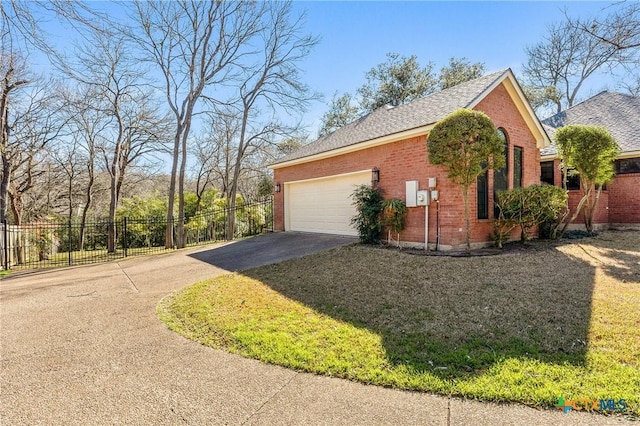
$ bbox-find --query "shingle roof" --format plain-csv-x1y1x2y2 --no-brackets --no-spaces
540,124,558,157
541,91,640,157
272,69,511,166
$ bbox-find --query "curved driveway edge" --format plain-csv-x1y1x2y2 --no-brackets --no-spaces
0,233,630,425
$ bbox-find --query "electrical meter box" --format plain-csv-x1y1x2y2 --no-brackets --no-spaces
406,180,418,207
417,190,430,206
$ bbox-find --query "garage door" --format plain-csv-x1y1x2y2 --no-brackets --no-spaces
285,170,371,236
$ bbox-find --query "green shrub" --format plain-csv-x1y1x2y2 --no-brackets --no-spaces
381,198,407,246
350,185,384,244
493,184,568,247
33,229,53,261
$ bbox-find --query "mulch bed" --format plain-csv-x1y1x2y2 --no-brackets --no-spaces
378,230,596,257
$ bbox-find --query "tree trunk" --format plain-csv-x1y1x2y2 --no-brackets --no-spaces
560,187,590,236
8,190,24,263
176,133,188,248
107,104,125,253
227,109,250,241
583,184,600,234
0,156,10,225
176,109,194,249
0,95,10,226
462,185,471,253
107,172,118,253
78,171,94,251
165,129,181,249
226,172,240,241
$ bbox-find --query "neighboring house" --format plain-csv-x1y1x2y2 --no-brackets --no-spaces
541,91,640,229
269,69,550,250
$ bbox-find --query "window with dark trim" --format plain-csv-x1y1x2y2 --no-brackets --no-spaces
513,146,523,188
477,170,489,219
540,161,554,185
562,169,581,190
493,128,508,218
615,157,640,174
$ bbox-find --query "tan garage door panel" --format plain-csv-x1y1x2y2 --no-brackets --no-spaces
286,171,371,236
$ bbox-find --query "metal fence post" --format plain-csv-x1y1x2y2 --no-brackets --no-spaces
68,220,72,267
223,208,227,241
3,219,8,270
123,217,128,257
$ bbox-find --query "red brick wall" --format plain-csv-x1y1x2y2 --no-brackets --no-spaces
566,191,609,226
274,82,543,249
545,159,640,227
608,173,640,224
546,158,610,227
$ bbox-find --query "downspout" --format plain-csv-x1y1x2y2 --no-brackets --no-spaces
436,200,440,251
425,204,429,251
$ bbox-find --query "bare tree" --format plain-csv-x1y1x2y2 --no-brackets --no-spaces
51,137,84,223
58,86,107,250
21,156,66,220
0,41,30,223
621,75,640,96
59,24,170,252
190,136,218,214
190,111,240,213
224,1,318,239
2,81,64,263
6,92,62,227
130,0,264,248
523,11,637,116
574,3,640,97
577,3,640,51
1,70,64,228
0,1,46,53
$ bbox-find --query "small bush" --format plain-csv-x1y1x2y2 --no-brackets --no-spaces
490,216,516,249
351,185,384,244
493,184,568,247
382,198,408,246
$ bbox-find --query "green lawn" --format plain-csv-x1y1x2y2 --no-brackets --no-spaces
158,230,640,417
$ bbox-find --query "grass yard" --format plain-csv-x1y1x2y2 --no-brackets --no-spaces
158,230,640,417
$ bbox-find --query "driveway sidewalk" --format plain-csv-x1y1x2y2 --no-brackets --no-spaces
0,233,629,425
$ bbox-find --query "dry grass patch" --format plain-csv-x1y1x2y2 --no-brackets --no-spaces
159,230,640,416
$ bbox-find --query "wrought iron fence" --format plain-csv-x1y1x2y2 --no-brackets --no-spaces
1,197,273,271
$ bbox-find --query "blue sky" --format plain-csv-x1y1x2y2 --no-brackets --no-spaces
30,1,621,139
291,1,617,134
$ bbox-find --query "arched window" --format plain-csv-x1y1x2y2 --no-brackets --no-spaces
493,128,508,218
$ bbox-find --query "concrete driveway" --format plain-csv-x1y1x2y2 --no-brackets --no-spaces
0,233,628,425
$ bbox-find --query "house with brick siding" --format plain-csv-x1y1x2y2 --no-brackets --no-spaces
540,91,640,230
269,69,550,250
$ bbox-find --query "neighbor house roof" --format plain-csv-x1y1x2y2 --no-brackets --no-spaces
270,68,549,169
541,91,640,159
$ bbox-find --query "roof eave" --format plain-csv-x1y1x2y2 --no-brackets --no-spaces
540,153,557,161
541,149,640,162
619,150,640,159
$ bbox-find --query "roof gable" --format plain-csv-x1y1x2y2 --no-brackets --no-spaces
542,91,640,158
271,68,549,169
